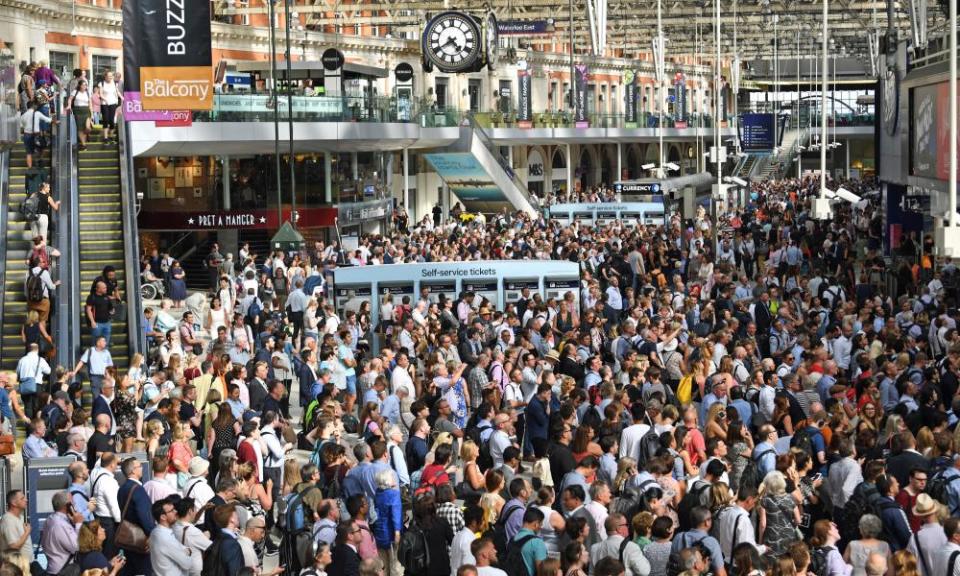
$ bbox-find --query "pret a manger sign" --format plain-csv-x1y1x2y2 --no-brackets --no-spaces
137,0,214,110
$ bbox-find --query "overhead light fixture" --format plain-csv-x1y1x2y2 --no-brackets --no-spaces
664,162,680,171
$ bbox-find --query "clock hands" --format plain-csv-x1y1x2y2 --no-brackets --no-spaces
442,36,462,54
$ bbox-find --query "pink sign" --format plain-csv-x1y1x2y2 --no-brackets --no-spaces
122,91,189,121
155,110,193,127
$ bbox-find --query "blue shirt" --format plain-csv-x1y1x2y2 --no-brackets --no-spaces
700,393,725,424
671,529,724,573
362,388,381,409
70,482,94,522
381,394,401,425
515,527,548,576
942,467,960,516
816,375,836,404
730,399,753,425
753,441,777,478
880,377,900,412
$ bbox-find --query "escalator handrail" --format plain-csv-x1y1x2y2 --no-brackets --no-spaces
66,111,81,364
119,119,146,357
55,109,77,367
0,150,9,360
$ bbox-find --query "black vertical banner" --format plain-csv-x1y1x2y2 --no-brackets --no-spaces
137,0,214,110
122,0,140,96
625,69,637,127
574,64,588,127
517,69,533,128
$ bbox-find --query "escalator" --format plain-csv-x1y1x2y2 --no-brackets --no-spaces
424,122,538,215
76,132,130,370
0,146,51,372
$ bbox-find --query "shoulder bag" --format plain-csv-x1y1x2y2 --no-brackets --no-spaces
115,486,150,554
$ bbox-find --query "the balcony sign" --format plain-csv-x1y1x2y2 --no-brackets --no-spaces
123,0,214,111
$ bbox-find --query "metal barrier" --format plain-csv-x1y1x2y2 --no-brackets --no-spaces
0,150,8,351
119,121,146,356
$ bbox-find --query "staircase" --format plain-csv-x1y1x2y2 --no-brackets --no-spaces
0,148,50,372
733,155,758,179
758,128,808,180
77,133,129,370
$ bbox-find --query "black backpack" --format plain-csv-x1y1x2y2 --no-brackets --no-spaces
790,427,820,461
581,404,603,433
501,533,537,576
739,449,773,491
808,545,833,576
398,522,430,576
466,423,494,471
26,269,44,303
492,503,526,560
926,468,960,514
20,192,40,223
676,481,712,533
610,479,658,528
636,426,662,469
201,536,227,576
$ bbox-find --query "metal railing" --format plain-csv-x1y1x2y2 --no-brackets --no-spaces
0,150,9,355
55,109,76,367
119,121,145,357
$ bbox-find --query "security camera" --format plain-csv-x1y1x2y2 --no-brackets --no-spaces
834,187,862,204
136,191,144,201
641,163,656,170
724,176,749,187
664,162,680,171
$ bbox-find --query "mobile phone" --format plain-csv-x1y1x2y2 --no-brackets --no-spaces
810,473,822,482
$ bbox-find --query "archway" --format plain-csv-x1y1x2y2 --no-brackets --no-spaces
626,145,641,179
551,148,568,194
578,147,597,191
600,146,615,186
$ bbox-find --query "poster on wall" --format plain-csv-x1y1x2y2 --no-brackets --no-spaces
148,178,165,199
517,70,533,128
155,159,175,177
175,167,193,188
574,65,589,128
423,153,505,202
913,83,940,179
124,0,213,111
624,70,638,128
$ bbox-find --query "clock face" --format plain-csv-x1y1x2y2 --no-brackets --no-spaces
485,12,499,70
424,12,481,73
882,66,899,136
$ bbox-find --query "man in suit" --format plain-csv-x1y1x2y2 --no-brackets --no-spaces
248,361,270,413
209,503,245,573
329,520,363,576
116,456,156,576
887,430,930,487
91,378,117,437
525,383,551,458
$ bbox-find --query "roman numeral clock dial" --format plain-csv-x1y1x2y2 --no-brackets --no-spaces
422,11,482,73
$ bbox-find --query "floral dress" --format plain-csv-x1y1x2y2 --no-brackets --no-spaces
441,378,468,428
727,441,750,494
111,390,138,440
761,493,799,555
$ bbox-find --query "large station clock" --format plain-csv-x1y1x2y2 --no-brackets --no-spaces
422,11,483,73
485,12,500,70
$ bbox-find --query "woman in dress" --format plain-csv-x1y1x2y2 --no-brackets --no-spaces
20,310,51,355
479,469,505,529
458,441,486,497
207,401,239,481
168,260,187,307
112,368,141,453
759,471,802,556
143,419,163,460
843,514,889,576
168,422,194,489
235,461,272,562
725,420,754,494
207,296,227,335
358,401,385,443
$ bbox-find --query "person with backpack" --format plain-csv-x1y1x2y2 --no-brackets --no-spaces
823,438,863,511
505,507,547,576
590,512,650,576
714,485,765,564
400,493,453,576
906,494,947,576
668,507,726,576
875,474,913,551
25,254,56,325
791,412,828,474
940,517,960,576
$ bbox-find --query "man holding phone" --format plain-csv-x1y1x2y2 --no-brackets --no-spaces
40,491,85,574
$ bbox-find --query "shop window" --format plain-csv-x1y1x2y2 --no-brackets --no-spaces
49,51,75,78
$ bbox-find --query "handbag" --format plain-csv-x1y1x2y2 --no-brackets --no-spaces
115,485,149,554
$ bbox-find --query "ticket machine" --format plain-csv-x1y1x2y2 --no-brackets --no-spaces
504,279,540,306
335,284,373,318
463,279,499,311
422,281,458,304
545,278,581,308
379,283,416,308
596,209,618,227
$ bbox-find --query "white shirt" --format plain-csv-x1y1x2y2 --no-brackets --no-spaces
937,542,960,576
586,500,609,541
478,567,508,576
182,477,215,524
172,521,212,576
149,525,194,576
16,351,50,383
758,385,776,421
715,505,765,561
489,430,512,468
90,468,121,522
450,527,476,573
99,80,120,105
619,423,651,462
391,366,415,398
606,286,623,310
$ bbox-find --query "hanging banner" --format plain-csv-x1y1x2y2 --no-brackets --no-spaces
517,69,533,128
674,73,686,122
624,70,638,128
574,64,589,128
135,0,214,110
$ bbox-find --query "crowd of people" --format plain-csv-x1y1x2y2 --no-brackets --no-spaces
6,173,960,576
